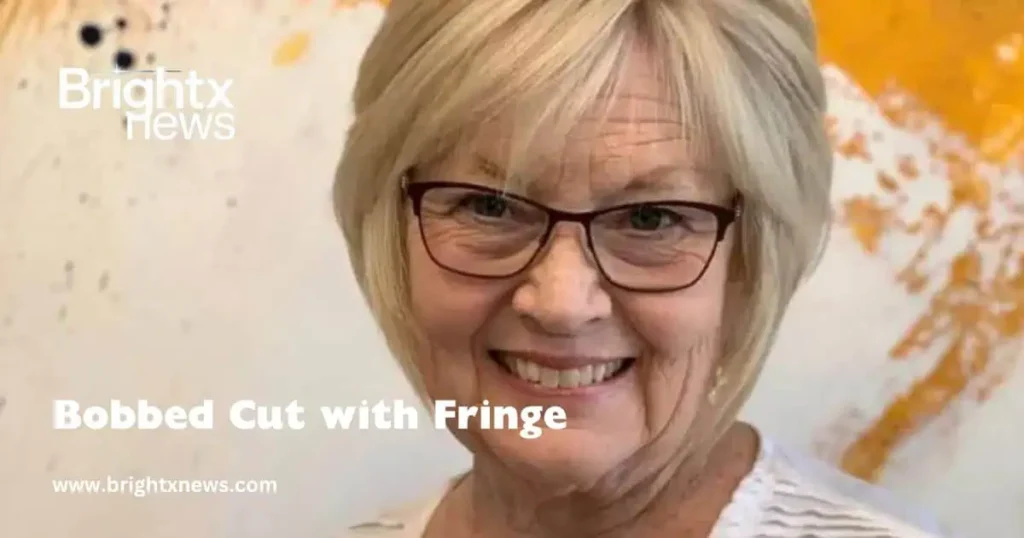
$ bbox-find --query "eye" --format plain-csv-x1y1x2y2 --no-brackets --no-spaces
626,205,682,231
458,193,510,219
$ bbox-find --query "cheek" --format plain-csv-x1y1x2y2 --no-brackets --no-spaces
406,228,501,396
629,290,723,395
622,252,729,431
408,229,486,342
409,232,467,350
630,246,730,354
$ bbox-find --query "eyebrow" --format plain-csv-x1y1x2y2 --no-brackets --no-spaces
472,153,712,199
619,164,700,196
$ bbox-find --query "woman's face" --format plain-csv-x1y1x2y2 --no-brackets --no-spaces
406,53,736,489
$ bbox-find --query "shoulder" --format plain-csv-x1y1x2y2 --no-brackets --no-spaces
739,437,956,538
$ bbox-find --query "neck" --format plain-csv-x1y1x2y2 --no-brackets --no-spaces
441,422,758,538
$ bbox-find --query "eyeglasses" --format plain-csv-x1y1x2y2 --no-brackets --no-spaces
402,178,741,293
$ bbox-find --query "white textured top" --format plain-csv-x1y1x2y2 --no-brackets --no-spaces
345,436,953,537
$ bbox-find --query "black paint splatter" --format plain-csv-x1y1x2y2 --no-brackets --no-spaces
157,2,174,30
78,23,103,47
114,49,135,70
115,17,128,31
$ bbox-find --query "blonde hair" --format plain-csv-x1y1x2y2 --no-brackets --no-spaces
334,0,832,445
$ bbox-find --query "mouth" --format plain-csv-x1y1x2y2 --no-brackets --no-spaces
488,350,635,389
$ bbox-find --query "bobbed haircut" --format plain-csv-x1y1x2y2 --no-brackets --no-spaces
334,0,832,444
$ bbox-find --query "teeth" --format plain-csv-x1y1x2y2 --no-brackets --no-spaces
504,355,626,388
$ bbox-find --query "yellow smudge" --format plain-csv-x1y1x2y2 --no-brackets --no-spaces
272,31,311,67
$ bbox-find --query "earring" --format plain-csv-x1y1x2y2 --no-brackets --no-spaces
707,365,725,405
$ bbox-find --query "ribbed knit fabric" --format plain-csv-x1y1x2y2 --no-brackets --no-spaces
706,437,949,537
346,436,952,537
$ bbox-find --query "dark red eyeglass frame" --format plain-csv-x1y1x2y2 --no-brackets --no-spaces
400,173,743,293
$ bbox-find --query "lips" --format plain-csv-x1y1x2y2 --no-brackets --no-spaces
488,350,634,389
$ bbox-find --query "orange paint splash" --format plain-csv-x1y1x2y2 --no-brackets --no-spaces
842,196,891,254
818,0,1024,482
815,0,1024,162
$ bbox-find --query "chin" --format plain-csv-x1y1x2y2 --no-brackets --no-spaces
473,425,634,490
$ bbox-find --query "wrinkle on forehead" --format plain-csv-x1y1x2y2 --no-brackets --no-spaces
434,36,725,201
460,101,723,202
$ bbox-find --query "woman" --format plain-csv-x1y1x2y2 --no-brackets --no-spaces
333,0,951,536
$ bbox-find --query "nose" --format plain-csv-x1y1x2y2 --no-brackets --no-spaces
511,225,612,335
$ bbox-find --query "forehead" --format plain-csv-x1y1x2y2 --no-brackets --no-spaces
447,44,723,199
475,60,690,168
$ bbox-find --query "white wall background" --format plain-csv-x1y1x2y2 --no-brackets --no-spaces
1,2,1021,537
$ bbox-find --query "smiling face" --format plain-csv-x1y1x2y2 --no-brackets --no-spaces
405,46,738,490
